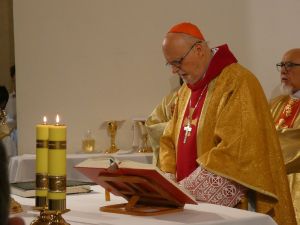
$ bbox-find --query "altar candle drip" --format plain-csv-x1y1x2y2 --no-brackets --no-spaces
35,116,49,207
48,114,67,211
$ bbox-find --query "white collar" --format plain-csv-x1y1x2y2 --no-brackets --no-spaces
291,90,300,99
211,47,218,55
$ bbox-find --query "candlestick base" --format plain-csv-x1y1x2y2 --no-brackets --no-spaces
30,208,51,225
30,209,70,225
48,210,70,225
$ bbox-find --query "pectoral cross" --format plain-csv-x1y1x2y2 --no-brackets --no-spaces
183,107,199,144
183,107,196,144
183,121,192,144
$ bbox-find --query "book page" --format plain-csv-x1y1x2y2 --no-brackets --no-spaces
76,156,117,168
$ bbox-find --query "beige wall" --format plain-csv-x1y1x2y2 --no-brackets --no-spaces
14,0,300,154
242,0,300,98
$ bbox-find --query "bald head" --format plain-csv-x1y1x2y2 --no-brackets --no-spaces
162,32,211,84
283,48,300,61
162,33,200,61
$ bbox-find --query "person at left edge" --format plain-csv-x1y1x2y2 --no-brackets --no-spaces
0,143,24,224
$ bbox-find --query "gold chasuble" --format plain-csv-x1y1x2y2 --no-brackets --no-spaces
159,45,296,225
146,91,179,165
271,95,300,224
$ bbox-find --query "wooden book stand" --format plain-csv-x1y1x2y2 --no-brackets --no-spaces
98,175,184,216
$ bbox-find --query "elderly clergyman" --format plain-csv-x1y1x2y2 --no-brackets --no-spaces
270,48,300,224
155,22,296,225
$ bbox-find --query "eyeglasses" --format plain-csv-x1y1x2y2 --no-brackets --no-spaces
276,61,300,72
166,41,202,68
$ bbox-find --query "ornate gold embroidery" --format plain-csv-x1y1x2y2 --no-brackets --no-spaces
283,98,297,117
276,97,300,129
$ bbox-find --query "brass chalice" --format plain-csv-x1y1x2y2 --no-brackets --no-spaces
137,121,152,153
105,121,119,153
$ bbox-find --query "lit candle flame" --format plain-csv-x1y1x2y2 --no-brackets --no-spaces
56,114,60,125
43,116,47,124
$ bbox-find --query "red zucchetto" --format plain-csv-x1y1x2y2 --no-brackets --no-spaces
168,22,205,41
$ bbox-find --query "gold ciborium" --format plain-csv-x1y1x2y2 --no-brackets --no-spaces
137,121,152,153
105,120,119,153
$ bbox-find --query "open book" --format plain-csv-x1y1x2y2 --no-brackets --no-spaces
75,157,197,215
10,180,94,198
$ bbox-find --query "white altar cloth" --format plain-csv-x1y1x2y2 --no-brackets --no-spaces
9,152,153,183
11,186,277,225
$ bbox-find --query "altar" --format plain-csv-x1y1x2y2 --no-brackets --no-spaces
11,186,277,225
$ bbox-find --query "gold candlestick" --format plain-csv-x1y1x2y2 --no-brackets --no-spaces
105,121,119,153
